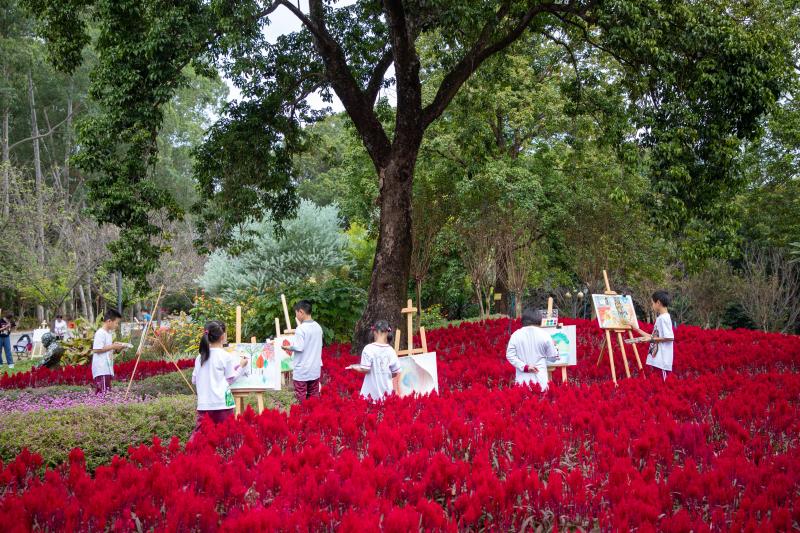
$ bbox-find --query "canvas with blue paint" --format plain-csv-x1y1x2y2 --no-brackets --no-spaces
546,325,577,367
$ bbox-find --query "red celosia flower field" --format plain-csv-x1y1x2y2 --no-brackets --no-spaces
0,358,195,390
1,318,798,531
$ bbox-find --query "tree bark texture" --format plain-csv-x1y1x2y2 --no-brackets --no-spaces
352,153,417,353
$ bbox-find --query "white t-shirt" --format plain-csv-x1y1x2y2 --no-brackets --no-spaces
506,326,558,390
646,312,675,371
291,320,324,381
192,348,246,411
92,328,115,378
359,343,401,401
54,320,68,337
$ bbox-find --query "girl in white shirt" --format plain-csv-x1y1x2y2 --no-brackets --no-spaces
191,321,249,433
350,320,401,401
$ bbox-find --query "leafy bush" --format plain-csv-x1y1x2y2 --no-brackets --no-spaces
130,369,196,397
0,395,196,470
190,294,239,332
198,200,349,297
420,304,448,330
244,278,366,343
0,384,86,401
60,315,105,366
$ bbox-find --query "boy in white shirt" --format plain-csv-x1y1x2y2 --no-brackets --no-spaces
91,309,127,394
631,290,675,381
506,308,559,392
349,320,401,401
288,300,324,403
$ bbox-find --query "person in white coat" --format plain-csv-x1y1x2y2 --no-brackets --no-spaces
506,308,558,392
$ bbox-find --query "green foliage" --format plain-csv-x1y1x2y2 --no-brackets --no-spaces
420,305,448,331
343,223,376,289
129,369,196,398
244,279,366,344
198,201,349,297
0,395,197,470
60,315,106,366
190,294,239,332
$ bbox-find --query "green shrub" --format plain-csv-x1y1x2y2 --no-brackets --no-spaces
244,278,366,344
0,395,197,470
420,304,448,330
129,369,196,397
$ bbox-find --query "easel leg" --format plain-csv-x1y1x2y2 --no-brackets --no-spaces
597,337,606,366
256,394,264,414
561,367,567,383
616,331,631,378
627,331,643,369
234,395,242,416
605,330,617,385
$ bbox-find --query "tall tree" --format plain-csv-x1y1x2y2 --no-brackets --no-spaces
27,0,795,351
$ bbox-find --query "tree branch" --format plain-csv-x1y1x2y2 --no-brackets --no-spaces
281,0,391,166
421,2,542,129
542,29,583,93
366,48,394,104
383,0,422,129
8,106,78,152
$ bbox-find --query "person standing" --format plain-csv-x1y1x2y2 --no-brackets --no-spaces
191,320,249,434
631,291,675,381
506,308,559,392
0,313,16,369
349,320,401,401
288,300,324,403
54,315,69,340
91,309,128,393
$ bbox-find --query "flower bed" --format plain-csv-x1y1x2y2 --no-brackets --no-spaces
1,318,798,531
0,358,195,390
0,388,154,414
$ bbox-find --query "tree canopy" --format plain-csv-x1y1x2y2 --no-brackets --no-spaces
24,0,797,348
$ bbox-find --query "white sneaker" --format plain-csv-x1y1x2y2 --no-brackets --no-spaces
8,365,14,369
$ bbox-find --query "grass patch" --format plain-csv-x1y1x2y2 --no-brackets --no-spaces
0,358,37,376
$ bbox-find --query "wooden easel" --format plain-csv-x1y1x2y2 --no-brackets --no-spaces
392,299,429,393
231,336,267,415
393,299,429,356
541,297,569,383
125,285,164,398
594,270,643,385
279,294,295,335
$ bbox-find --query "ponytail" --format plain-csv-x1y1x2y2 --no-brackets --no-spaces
199,321,226,365
371,320,393,343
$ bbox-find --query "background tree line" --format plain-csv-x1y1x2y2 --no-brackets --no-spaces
1,0,798,338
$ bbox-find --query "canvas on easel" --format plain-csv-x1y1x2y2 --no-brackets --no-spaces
393,299,439,397
593,270,643,385
229,342,282,391
591,294,639,330
539,298,574,383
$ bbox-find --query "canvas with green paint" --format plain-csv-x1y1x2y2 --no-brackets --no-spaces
547,326,577,367
275,335,295,372
228,343,282,391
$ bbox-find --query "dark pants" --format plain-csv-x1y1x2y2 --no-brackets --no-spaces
94,375,112,394
293,379,320,403
0,336,13,366
193,408,235,436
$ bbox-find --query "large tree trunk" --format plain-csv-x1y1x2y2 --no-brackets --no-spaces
352,154,416,353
